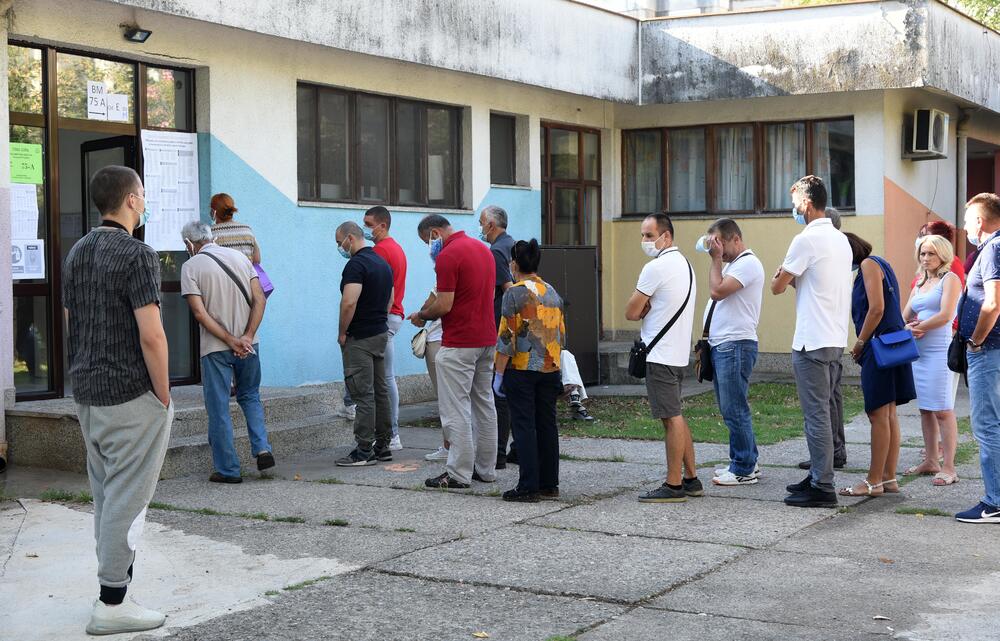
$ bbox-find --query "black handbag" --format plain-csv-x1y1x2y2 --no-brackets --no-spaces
692,251,750,383
948,291,967,383
628,259,694,379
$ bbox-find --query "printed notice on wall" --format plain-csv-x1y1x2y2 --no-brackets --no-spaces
12,239,45,280
140,129,200,251
10,184,40,239
87,81,129,122
10,142,43,184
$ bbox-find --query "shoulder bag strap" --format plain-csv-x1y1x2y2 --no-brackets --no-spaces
647,259,694,351
701,251,751,338
203,250,252,308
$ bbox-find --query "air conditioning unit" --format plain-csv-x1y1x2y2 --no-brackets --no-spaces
905,109,949,160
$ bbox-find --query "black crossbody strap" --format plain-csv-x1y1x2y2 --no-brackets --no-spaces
700,251,750,339
647,259,694,352
203,250,252,307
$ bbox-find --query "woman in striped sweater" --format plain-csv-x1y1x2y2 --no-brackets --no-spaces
210,192,261,265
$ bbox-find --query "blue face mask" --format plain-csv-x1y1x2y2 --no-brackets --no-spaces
138,210,150,228
969,233,982,248
791,206,806,226
429,236,444,261
338,239,351,259
362,230,375,242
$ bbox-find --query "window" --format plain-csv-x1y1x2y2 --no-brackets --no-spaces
145,67,192,130
541,123,601,246
490,113,516,185
297,83,462,207
621,118,854,215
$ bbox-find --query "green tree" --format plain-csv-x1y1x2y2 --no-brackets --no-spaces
953,0,1000,30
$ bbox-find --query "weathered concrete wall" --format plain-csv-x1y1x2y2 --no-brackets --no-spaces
924,1,1000,115
103,0,640,103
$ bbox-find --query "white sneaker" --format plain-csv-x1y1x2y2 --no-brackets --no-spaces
86,597,166,635
424,446,449,461
389,435,403,450
335,404,356,420
714,463,761,479
712,470,759,486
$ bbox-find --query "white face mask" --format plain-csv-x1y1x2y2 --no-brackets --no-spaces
641,240,660,257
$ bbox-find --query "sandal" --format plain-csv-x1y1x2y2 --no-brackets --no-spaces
839,479,884,496
932,472,959,486
881,478,900,494
904,464,940,476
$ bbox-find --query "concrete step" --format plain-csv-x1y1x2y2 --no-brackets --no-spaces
169,388,334,438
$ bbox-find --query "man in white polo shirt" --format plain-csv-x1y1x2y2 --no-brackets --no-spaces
771,175,852,508
699,219,765,487
626,213,699,503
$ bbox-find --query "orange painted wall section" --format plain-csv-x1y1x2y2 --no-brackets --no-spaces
883,177,942,287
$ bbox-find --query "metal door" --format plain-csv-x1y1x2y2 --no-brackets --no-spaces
539,246,600,385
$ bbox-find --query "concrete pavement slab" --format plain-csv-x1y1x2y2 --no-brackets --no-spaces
147,570,626,641
892,474,987,515
681,465,871,506
579,608,887,641
559,436,731,466
376,523,744,603
529,493,835,548
0,464,91,499
0,500,355,641
757,437,924,472
152,477,559,536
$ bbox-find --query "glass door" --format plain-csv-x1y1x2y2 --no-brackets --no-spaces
540,124,601,247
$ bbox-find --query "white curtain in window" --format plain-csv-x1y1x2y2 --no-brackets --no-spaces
625,131,661,213
766,123,806,210
813,122,833,192
668,128,706,212
715,125,754,210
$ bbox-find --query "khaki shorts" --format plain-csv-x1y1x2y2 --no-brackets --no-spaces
646,362,685,419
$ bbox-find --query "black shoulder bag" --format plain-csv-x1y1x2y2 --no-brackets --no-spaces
947,290,967,385
203,251,253,307
693,251,750,383
628,259,694,379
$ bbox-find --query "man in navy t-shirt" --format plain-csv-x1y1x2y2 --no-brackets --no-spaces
335,221,394,467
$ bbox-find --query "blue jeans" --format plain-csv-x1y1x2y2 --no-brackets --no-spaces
712,340,759,476
201,346,271,477
967,348,1000,507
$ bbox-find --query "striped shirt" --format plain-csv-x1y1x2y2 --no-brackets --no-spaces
63,226,162,406
212,220,258,261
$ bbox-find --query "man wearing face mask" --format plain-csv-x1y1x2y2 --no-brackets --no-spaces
408,214,499,488
180,220,272,483
772,175,852,508
363,206,407,451
479,205,515,468
63,166,172,635
625,213,700,503
335,221,395,467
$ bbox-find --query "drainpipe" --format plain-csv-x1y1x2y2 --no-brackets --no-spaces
956,109,971,250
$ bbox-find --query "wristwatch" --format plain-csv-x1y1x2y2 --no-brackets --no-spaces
968,339,985,354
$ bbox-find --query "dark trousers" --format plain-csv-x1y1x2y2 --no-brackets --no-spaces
496,392,512,458
342,333,391,450
505,369,562,492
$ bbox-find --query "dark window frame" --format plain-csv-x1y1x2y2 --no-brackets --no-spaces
297,82,463,208
620,117,856,217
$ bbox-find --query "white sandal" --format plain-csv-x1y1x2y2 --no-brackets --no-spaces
838,479,883,496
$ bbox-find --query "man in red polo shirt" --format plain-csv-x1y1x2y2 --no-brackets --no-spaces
408,214,498,488
364,206,407,451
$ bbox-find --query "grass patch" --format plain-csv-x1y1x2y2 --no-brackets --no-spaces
958,417,972,435
284,575,332,591
40,489,92,504
837,506,852,514
395,527,416,533
314,478,344,485
272,516,306,524
559,453,626,463
264,590,280,597
559,383,864,445
149,502,226,516
955,440,980,465
895,506,952,518
237,512,271,521
324,519,349,527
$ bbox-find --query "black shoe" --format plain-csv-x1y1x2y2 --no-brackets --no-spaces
336,448,376,467
472,471,495,483
256,451,275,471
209,472,242,484
373,442,393,462
424,472,470,489
784,486,838,508
495,457,507,470
502,488,540,502
682,476,704,497
797,460,811,470
571,404,595,421
638,482,686,503
540,487,560,499
506,449,519,465
798,459,847,470
786,475,813,493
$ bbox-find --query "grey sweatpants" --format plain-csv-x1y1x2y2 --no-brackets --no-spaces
792,347,843,492
77,391,172,588
436,346,498,485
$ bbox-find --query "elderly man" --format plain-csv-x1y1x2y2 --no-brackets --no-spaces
335,221,394,466
180,220,272,483
409,214,498,488
64,165,171,634
479,205,515,467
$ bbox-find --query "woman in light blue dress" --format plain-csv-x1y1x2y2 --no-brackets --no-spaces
903,234,962,486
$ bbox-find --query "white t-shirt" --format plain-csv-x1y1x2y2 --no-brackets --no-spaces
703,250,765,347
780,218,853,351
636,247,697,367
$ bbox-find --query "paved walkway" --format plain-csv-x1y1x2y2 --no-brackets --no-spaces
2,385,998,641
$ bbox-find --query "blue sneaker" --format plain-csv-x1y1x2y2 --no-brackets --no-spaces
955,501,1000,523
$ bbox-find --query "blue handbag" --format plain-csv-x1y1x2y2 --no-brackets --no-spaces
871,328,919,369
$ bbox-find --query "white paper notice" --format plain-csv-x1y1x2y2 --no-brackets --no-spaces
10,184,40,239
140,130,200,251
106,94,129,122
12,239,45,280
87,81,107,120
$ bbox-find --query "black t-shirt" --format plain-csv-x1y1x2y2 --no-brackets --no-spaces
491,232,515,328
340,247,393,339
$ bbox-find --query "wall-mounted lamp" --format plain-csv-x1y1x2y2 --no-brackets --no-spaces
121,23,152,43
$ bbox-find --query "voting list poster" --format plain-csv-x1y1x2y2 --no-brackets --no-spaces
141,130,200,252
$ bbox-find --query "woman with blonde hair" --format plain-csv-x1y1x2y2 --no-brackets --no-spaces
902,234,962,485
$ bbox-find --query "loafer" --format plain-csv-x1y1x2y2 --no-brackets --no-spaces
256,451,275,471
786,475,812,493
424,472,470,489
798,459,846,470
209,472,242,484
502,488,540,503
784,486,838,508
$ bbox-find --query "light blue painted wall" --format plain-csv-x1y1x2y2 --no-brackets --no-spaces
199,135,541,387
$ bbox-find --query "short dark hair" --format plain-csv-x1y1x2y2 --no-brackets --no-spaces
417,214,451,236
365,205,392,229
645,212,674,238
90,165,141,216
967,193,1000,221
844,232,872,265
336,220,363,241
511,239,541,274
791,175,828,211
706,218,742,241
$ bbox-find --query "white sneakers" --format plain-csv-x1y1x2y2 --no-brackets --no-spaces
424,446,449,461
389,435,403,450
712,463,762,486
86,598,165,635
335,404,357,420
